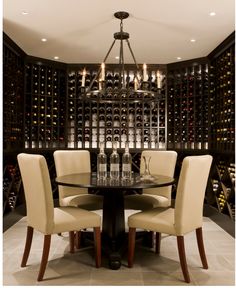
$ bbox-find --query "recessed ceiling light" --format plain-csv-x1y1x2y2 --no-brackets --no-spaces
21,11,28,15
190,39,196,42
41,38,47,42
115,56,119,59
177,57,182,60
54,56,59,60
209,12,216,16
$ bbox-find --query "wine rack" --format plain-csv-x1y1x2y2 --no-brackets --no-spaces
3,34,25,151
209,155,235,220
24,58,67,149
209,38,235,152
167,58,209,150
67,65,167,150
3,163,22,214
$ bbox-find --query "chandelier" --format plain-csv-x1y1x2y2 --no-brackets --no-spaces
82,11,163,103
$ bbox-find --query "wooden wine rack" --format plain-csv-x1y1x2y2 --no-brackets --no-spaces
209,34,235,152
167,58,209,150
3,34,25,151
24,57,67,149
3,163,22,214
209,155,235,220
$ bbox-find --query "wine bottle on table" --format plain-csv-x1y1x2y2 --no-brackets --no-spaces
122,142,132,180
97,142,107,180
110,141,120,180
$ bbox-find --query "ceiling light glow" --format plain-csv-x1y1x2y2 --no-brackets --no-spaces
177,57,182,60
54,56,59,60
209,12,216,16
41,38,47,42
190,39,196,42
115,56,119,59
21,11,28,15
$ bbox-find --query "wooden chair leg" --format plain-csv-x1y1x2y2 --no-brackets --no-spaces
69,231,75,253
21,226,34,267
177,236,190,283
37,235,51,281
128,227,136,268
93,227,101,268
155,232,161,254
75,231,81,249
196,227,208,269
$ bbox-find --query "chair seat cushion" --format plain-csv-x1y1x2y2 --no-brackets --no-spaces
125,194,169,210
53,207,101,234
61,194,103,210
128,207,175,235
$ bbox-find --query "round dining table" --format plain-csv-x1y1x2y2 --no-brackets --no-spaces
55,172,175,269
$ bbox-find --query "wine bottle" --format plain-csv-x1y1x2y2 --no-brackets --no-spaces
97,142,107,180
110,141,120,180
122,142,132,180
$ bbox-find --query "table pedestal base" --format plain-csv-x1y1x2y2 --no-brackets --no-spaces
102,189,126,269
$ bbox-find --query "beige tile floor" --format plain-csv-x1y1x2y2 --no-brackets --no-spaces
3,212,235,286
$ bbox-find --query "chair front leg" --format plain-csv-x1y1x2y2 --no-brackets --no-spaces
75,231,81,249
93,227,101,268
37,235,51,281
177,236,190,283
69,231,75,253
128,227,136,268
155,232,161,254
21,226,34,267
196,227,208,269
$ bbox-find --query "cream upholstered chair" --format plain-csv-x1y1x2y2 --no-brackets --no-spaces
53,150,103,210
128,155,212,283
17,153,101,281
125,150,177,210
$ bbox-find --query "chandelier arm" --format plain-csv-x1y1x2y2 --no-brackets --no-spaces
126,38,141,85
119,19,125,89
102,39,117,63
119,40,122,89
126,39,140,70
86,39,117,93
119,38,125,89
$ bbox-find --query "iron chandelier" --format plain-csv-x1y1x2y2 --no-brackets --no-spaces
82,11,163,103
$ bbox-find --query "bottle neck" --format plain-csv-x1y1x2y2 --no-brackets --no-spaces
113,142,118,153
125,142,129,153
99,142,105,154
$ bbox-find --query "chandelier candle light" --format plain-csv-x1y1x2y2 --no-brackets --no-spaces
81,68,86,87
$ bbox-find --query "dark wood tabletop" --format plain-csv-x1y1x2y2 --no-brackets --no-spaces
55,172,175,189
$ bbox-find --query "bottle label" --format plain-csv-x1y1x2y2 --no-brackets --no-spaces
122,163,131,172
99,164,107,172
110,163,119,171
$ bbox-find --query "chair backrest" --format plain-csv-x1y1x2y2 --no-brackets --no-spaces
174,155,212,235
17,153,54,234
53,150,91,204
141,150,177,204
